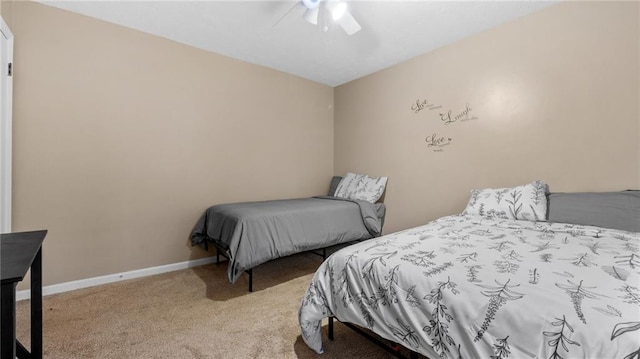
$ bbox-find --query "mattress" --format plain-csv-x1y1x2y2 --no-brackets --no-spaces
299,214,640,358
191,196,386,283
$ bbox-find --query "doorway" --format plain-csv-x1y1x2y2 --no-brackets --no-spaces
0,16,13,233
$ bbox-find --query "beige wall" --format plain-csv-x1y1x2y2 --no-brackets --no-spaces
9,1,639,288
334,1,640,234
0,0,14,28
11,1,334,287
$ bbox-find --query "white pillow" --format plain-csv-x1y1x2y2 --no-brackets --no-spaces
463,180,549,221
334,172,388,203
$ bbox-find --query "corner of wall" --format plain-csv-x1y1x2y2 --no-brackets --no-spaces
637,1,640,189
330,86,336,175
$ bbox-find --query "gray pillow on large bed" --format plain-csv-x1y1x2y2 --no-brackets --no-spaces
547,190,640,232
328,176,342,197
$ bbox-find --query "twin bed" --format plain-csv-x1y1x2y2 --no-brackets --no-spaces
298,182,640,358
190,173,387,291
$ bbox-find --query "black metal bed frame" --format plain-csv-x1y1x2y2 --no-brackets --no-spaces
328,317,422,359
214,244,328,292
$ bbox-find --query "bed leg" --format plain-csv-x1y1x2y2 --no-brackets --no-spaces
216,248,220,264
248,269,253,292
328,317,334,340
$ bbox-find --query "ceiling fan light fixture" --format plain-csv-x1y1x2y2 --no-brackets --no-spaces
302,0,320,10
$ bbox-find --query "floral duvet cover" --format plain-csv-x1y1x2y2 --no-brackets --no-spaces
299,215,640,358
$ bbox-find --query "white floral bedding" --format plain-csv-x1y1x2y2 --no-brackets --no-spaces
299,215,640,359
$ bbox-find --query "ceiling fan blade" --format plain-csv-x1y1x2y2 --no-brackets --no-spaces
272,2,300,27
303,7,319,25
338,10,361,35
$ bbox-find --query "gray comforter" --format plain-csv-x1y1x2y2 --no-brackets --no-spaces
191,196,385,283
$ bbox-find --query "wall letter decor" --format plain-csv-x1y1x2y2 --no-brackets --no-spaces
425,134,452,152
410,98,480,153
411,99,443,114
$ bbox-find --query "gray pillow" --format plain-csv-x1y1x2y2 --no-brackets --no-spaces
328,176,342,197
547,190,640,232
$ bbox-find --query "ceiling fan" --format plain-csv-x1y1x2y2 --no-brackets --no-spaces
274,0,362,35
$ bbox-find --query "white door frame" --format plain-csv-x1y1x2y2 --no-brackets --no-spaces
0,16,13,233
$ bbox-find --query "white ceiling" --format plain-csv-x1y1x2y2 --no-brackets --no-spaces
39,0,557,87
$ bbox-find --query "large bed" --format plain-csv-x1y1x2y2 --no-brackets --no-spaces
299,182,640,358
191,173,387,291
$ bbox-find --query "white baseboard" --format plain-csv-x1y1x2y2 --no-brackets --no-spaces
16,256,217,301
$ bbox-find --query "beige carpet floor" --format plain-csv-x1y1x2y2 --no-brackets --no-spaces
15,251,411,359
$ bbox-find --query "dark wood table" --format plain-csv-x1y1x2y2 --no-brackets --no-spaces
1,230,47,359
